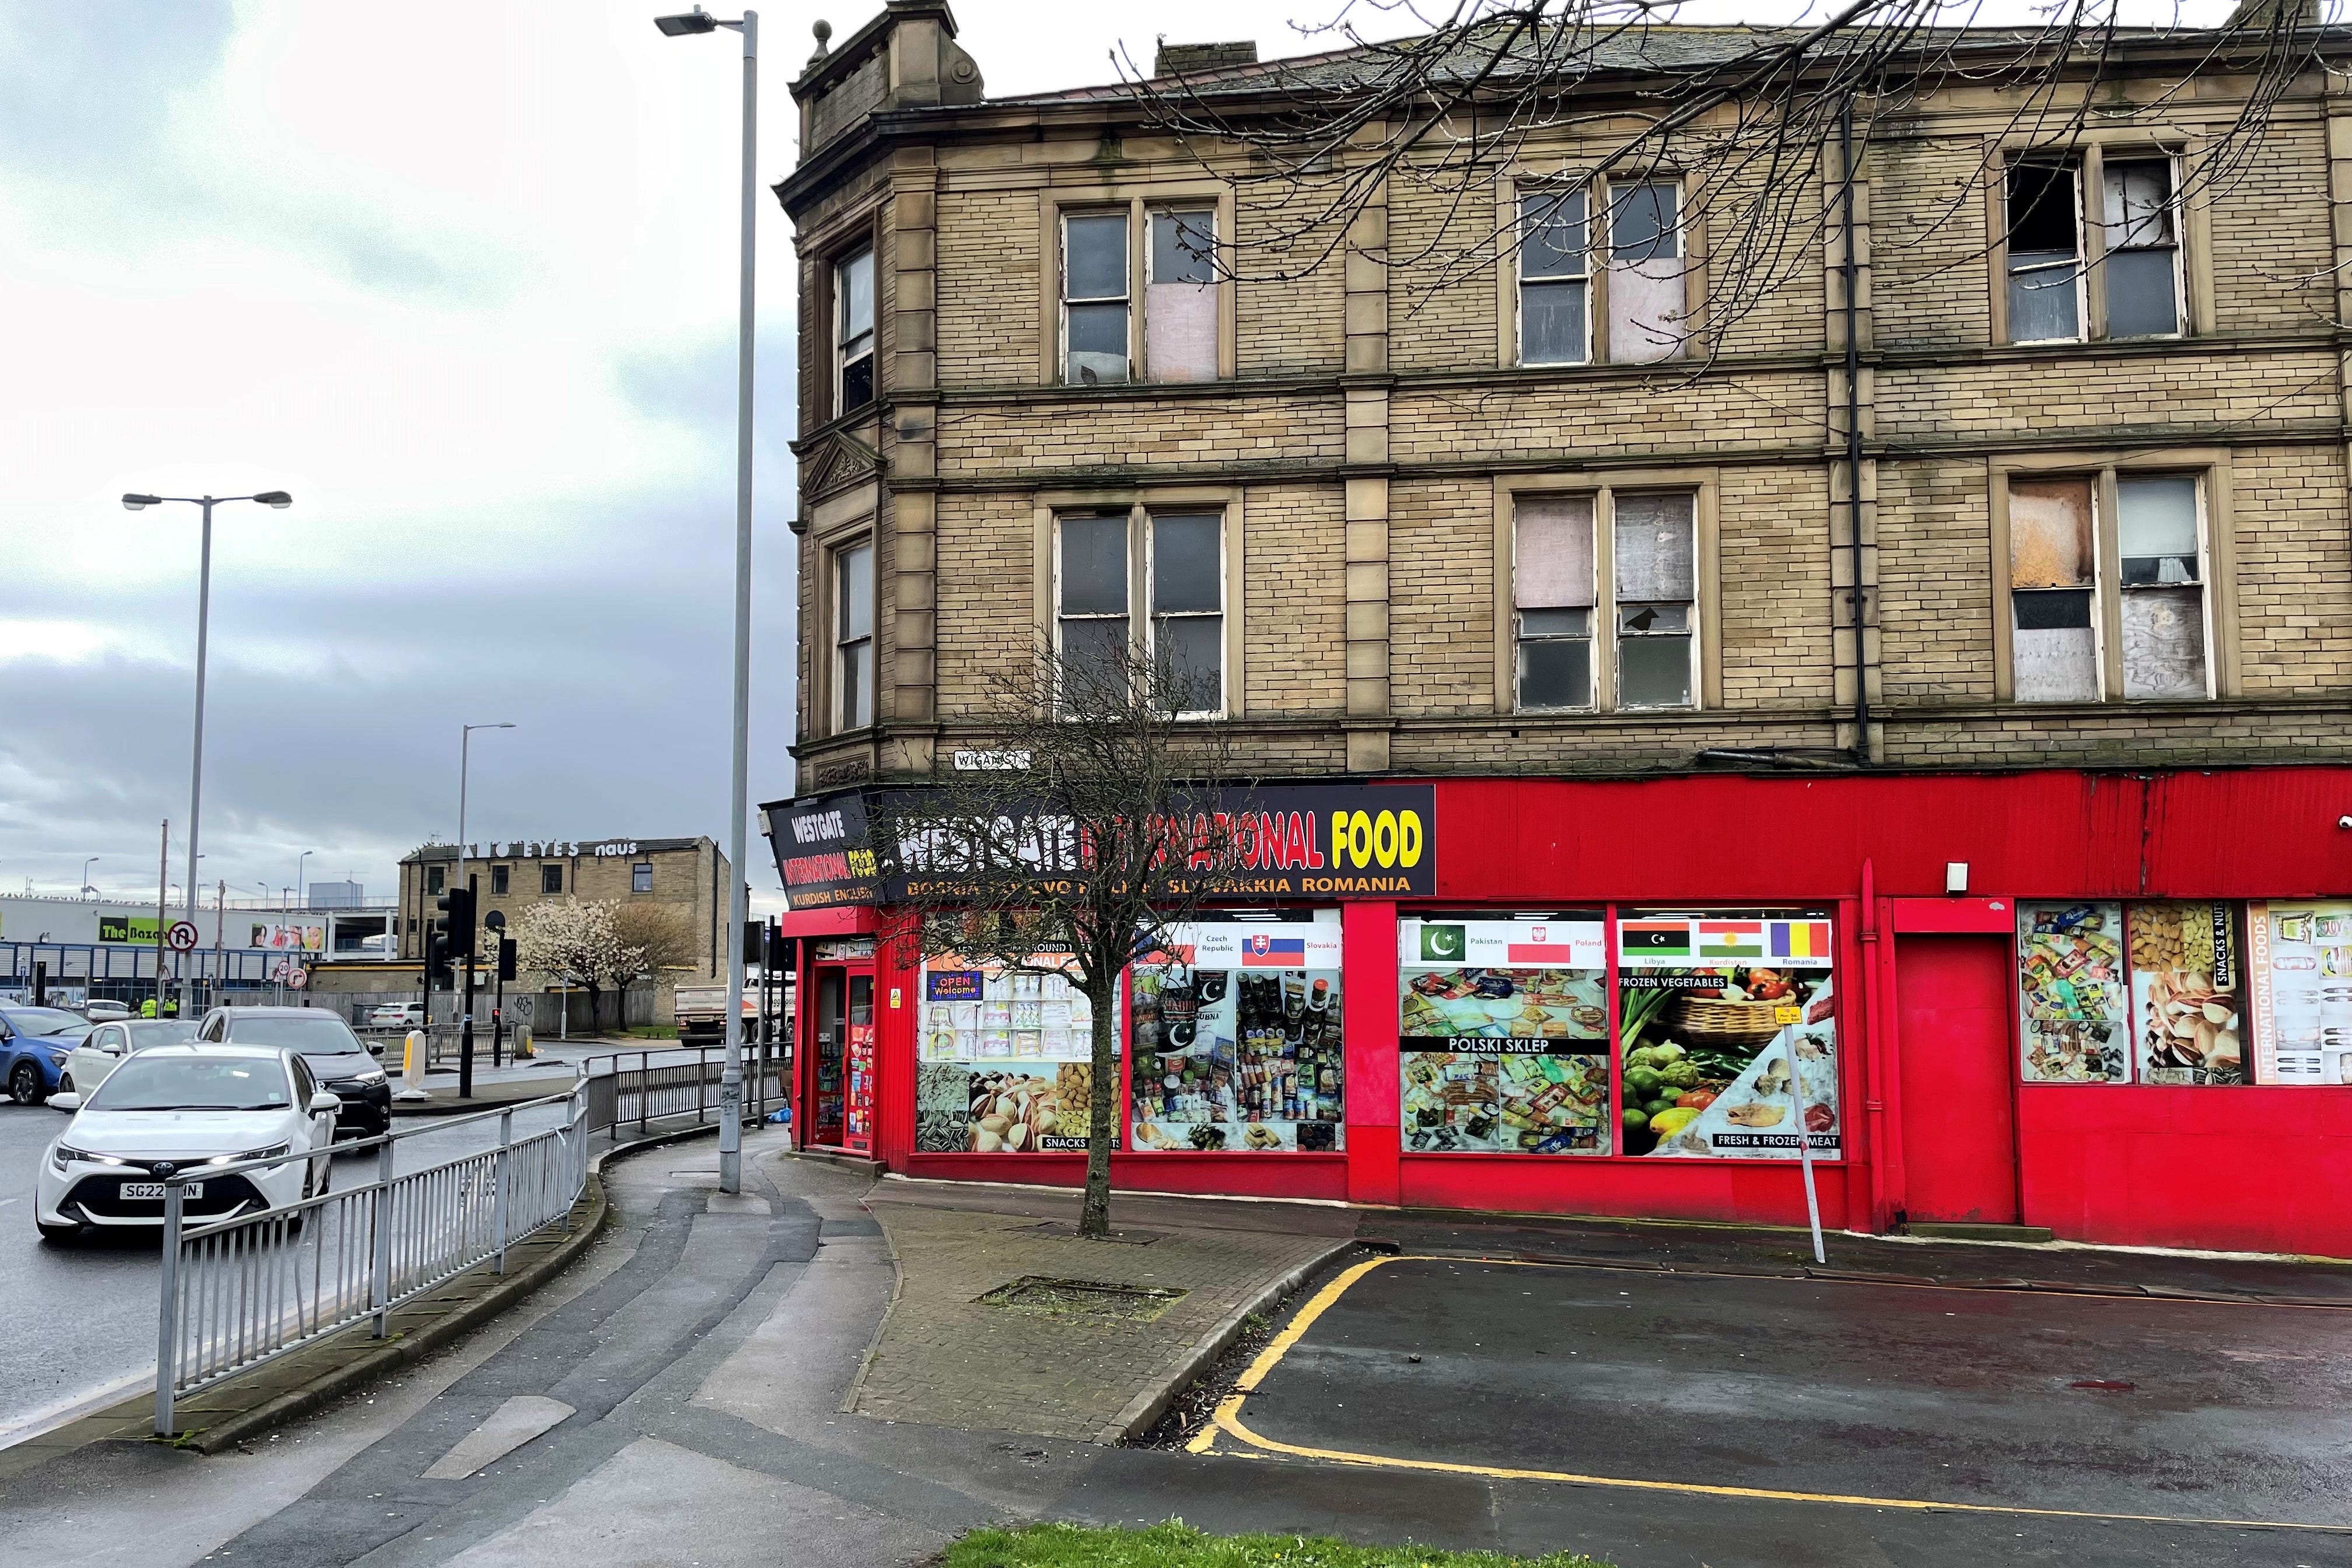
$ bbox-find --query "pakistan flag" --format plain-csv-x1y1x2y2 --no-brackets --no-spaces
1418,924,1466,963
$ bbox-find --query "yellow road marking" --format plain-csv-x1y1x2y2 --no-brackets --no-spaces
1203,1252,2352,1536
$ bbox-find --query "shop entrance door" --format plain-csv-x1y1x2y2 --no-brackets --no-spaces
1896,935,2019,1224
807,964,874,1152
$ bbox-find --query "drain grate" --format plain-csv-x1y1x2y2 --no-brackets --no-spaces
978,1276,1188,1321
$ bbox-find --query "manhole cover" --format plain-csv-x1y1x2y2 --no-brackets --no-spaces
978,1276,1188,1321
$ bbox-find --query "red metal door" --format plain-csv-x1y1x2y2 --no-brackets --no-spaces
1895,935,2019,1224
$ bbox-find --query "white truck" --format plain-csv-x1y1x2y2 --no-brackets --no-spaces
673,984,762,1040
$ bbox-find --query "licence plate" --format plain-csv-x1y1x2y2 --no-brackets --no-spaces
120,1182,202,1200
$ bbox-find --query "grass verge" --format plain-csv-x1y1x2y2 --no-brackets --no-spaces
942,1521,1613,1567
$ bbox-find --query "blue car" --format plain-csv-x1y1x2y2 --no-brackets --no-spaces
0,1007,92,1106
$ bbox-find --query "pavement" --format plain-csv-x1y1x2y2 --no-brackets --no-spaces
7,1147,2351,1566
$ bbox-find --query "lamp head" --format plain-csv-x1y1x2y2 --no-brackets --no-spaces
122,494,160,510
254,491,293,509
655,7,718,34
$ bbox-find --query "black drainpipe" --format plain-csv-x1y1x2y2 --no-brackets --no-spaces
1841,95,1870,767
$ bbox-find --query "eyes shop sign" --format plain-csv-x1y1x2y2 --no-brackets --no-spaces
885,783,1437,902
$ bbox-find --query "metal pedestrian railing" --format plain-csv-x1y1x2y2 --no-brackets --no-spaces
578,1038,784,1134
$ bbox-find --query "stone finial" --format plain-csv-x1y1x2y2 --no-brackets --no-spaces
810,18,832,65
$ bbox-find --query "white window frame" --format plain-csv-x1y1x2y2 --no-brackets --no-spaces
1051,508,1231,720
1053,512,1131,713
1516,187,1591,368
833,246,874,412
1059,209,1132,384
1146,509,1227,719
1509,487,1702,714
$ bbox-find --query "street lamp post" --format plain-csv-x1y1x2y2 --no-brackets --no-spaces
456,722,515,1100
296,850,314,911
655,2,757,1196
123,489,292,1017
80,857,99,898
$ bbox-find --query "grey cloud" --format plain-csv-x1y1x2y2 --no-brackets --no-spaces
0,2,236,168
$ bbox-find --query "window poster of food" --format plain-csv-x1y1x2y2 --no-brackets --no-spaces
1396,915,1611,1154
2016,902,2130,1083
1130,921,1345,1153
915,954,1104,1153
1615,914,1839,1158
2128,902,2244,1085
2246,901,2352,1084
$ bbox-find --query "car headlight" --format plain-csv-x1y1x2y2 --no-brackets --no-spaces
211,1143,290,1166
52,1146,125,1170
349,1068,387,1086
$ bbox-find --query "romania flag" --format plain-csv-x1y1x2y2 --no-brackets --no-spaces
1770,921,1831,960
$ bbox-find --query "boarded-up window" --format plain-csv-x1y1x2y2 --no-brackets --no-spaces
2009,477,2098,701
1514,495,1596,709
1518,191,1590,366
1063,212,1129,384
2006,160,2082,343
1613,492,1696,706
1607,182,1684,363
1146,209,1217,382
2118,475,2206,699
2103,158,2179,339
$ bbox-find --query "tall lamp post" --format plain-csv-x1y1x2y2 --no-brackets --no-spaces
655,2,757,1196
80,857,99,898
456,722,515,1099
123,489,293,1016
295,849,314,911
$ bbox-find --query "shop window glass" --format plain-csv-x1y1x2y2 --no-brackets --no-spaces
1613,492,1696,708
915,952,1108,1153
1518,190,1590,366
1129,919,1345,1152
2008,477,2099,702
1607,181,1684,362
1146,208,1217,382
2249,902,2352,1083
1397,915,1609,1154
2006,159,2082,343
1514,495,1597,709
1063,211,1130,384
1615,912,1840,1158
2102,158,2180,338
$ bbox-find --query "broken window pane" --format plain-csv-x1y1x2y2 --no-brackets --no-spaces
2008,478,2095,589
1606,182,1684,362
1514,496,1597,608
2104,158,2179,338
1059,515,1128,615
1516,610,1592,709
1613,493,1696,603
2122,585,2207,699
1522,282,1588,365
2117,475,2200,586
2007,161,2081,342
1520,192,1589,365
1146,209,1218,382
2013,588,2098,702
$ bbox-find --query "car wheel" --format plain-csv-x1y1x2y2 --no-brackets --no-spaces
56,1072,73,1094
9,1062,46,1106
37,1220,78,1244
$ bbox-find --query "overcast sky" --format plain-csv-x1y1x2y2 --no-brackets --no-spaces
0,0,2234,917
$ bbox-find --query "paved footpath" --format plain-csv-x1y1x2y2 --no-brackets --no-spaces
4,1138,2347,1567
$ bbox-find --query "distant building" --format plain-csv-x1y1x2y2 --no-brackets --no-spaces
307,880,365,909
394,836,734,978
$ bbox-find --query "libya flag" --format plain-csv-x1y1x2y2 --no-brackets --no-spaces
1621,921,1692,957
1418,924,1467,963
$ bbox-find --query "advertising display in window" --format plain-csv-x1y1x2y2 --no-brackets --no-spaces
2128,902,2244,1085
2247,902,2352,1084
2016,902,2130,1082
915,955,1107,1153
1130,921,1344,1153
1396,916,1609,1155
1615,914,1839,1157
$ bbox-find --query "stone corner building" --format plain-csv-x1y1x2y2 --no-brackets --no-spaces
762,2,2352,1259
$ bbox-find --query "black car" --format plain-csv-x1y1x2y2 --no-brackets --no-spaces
196,1006,391,1138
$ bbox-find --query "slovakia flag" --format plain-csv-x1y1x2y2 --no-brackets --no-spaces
1241,935,1307,965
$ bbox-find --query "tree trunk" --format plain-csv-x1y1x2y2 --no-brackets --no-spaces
585,983,605,1036
1080,971,1116,1238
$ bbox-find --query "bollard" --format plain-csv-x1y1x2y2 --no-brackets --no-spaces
395,1028,429,1101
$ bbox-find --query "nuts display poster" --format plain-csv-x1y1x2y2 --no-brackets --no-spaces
914,954,1110,1154
2129,902,2244,1086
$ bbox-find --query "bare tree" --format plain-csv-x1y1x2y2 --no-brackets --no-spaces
612,902,696,979
1123,0,2332,354
877,636,1251,1238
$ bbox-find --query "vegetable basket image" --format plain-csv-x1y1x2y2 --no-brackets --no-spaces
1668,995,1786,1047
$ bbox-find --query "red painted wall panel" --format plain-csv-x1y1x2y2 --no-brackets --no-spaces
1401,1156,1857,1231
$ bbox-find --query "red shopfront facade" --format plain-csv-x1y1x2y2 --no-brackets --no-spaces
770,766,2352,1257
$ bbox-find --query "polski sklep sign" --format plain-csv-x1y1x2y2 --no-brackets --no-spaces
764,785,1437,910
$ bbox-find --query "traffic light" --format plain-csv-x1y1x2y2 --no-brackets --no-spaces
436,885,477,960
425,929,453,987
497,937,517,982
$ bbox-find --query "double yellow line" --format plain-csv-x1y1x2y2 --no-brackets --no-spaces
1188,1255,2351,1536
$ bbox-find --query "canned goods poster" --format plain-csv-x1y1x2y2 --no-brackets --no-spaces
2248,901,2352,1084
914,954,1106,1154
2016,902,2130,1083
1130,922,1345,1153
1396,916,1610,1155
1615,914,1840,1158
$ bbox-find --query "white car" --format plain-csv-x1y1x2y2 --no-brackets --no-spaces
61,1019,199,1098
367,1003,425,1030
82,1000,133,1023
36,1044,340,1242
